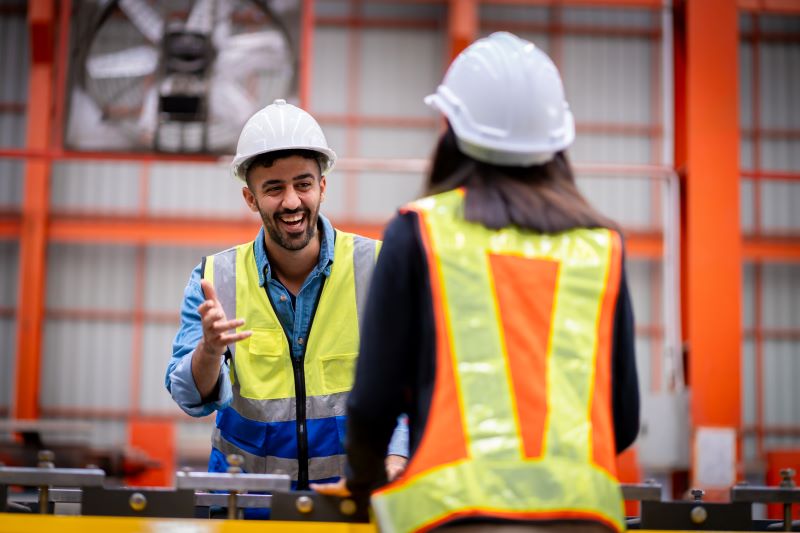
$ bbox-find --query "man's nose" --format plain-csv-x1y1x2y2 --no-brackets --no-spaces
282,187,301,210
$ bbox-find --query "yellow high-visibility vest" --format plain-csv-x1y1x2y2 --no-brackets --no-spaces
204,230,379,483
372,189,625,533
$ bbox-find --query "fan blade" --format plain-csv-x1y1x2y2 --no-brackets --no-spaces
118,0,164,44
186,0,214,34
211,0,234,48
137,85,159,140
210,79,257,131
215,31,288,77
87,46,158,79
67,88,134,150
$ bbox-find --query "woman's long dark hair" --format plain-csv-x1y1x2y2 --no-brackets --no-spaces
426,125,617,233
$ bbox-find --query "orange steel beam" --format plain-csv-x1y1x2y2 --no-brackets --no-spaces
484,0,662,7
0,216,21,239
682,0,741,470
300,0,314,109
743,238,800,261
14,0,55,421
448,0,478,61
739,0,800,13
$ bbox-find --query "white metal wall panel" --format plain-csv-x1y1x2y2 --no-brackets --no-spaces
741,180,755,233
50,161,141,213
759,13,800,33
0,317,17,410
0,241,18,410
759,44,800,131
362,2,444,20
148,162,249,218
741,339,757,462
563,36,653,126
310,27,350,114
576,175,654,230
562,7,654,28
761,180,800,232
355,171,426,221
144,245,222,312
0,160,23,208
0,241,18,307
480,5,550,25
570,134,651,164
761,139,800,173
41,319,133,410
763,340,800,435
140,324,184,414
358,29,445,117
626,259,655,326
315,0,349,18
740,138,754,170
46,244,136,310
359,126,438,160
0,10,29,149
739,42,754,131
761,263,800,329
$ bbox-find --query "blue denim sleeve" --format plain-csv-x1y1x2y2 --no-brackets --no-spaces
387,414,410,458
165,263,232,417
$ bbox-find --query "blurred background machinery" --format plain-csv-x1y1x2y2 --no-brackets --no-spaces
0,0,798,523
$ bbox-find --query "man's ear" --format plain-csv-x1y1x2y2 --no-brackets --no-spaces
242,185,259,212
320,175,327,202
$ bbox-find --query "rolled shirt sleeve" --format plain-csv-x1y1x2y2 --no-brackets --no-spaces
166,263,232,417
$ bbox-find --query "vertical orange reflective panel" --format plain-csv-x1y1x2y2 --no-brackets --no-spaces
685,0,741,428
489,254,558,459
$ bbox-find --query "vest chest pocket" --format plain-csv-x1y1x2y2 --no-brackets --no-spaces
237,329,294,400
319,352,357,394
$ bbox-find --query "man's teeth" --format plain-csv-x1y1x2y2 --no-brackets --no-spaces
281,214,303,223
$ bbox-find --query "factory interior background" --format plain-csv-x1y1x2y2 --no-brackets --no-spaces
0,0,798,518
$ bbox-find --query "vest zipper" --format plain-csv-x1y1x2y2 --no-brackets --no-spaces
291,355,309,489
262,281,310,487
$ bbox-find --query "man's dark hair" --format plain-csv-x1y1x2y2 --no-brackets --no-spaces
245,149,326,189
425,125,617,233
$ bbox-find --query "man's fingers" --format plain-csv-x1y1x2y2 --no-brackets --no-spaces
211,318,245,332
200,279,219,302
220,330,252,344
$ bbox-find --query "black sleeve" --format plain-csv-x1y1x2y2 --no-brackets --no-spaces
611,259,641,453
345,213,424,498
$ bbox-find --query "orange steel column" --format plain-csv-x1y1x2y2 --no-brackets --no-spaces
13,0,55,420
683,0,741,491
448,0,478,61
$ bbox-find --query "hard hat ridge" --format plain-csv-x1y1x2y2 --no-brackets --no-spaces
231,99,337,182
425,32,575,167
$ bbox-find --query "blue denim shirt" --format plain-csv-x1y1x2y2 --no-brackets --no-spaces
166,214,408,456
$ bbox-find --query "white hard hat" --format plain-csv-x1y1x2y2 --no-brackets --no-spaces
231,99,337,181
425,32,575,166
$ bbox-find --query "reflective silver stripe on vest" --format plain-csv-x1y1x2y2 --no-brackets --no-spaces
352,235,377,322
213,428,345,481
231,391,349,423
212,247,238,359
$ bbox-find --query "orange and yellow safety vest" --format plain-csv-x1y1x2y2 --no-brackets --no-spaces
372,189,625,533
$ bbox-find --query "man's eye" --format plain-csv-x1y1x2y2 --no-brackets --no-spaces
297,182,312,190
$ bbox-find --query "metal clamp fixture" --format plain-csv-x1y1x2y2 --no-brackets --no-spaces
0,450,106,514
174,453,291,519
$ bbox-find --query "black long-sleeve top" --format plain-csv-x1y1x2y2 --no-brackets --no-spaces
345,211,640,498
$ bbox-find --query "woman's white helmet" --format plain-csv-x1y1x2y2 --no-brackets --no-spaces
231,99,337,182
425,32,575,166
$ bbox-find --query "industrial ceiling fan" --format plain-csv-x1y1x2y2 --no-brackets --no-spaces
67,0,299,153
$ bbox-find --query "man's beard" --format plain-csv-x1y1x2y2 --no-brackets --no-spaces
261,206,318,251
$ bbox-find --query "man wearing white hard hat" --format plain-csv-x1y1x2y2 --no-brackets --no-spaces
166,99,408,505
315,32,639,533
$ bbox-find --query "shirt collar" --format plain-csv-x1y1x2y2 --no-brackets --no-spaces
255,213,335,287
